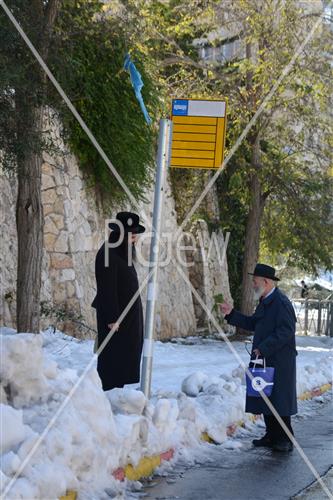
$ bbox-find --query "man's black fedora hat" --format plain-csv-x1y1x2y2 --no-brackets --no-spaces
108,211,145,234
248,263,280,281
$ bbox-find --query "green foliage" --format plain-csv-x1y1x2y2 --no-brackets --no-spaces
49,1,159,204
211,293,225,327
261,166,333,273
0,1,50,170
213,293,224,305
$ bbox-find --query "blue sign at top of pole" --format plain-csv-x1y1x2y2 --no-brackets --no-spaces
172,99,189,116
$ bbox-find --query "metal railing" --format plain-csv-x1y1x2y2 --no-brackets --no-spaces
292,299,333,336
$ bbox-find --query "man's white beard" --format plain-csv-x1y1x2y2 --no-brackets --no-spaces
253,286,265,301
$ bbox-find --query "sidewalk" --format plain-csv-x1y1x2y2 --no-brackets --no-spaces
144,394,333,500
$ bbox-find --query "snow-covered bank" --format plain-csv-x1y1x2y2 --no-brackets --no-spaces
0,328,332,499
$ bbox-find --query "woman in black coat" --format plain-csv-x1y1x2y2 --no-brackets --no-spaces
91,212,145,391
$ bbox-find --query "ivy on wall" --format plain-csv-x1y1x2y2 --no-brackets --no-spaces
49,2,160,206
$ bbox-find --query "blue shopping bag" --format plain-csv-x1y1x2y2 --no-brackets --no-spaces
246,357,275,397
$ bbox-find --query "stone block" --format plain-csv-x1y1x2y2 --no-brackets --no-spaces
54,232,69,253
42,188,57,205
50,254,73,269
66,281,76,297
44,233,57,250
59,269,75,282
42,173,56,190
51,214,64,231
43,204,53,216
44,216,58,235
54,283,67,302
52,198,65,215
42,162,53,175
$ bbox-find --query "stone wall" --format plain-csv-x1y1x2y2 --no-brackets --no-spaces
0,147,104,336
0,173,18,327
185,219,233,330
0,118,232,339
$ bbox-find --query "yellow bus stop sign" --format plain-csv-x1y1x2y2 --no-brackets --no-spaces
170,98,227,169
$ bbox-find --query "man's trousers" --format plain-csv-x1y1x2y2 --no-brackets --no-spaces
264,415,294,443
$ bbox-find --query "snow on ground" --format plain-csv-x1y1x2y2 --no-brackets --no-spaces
0,327,332,499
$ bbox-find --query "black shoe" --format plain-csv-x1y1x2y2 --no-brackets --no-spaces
272,440,293,452
252,435,273,448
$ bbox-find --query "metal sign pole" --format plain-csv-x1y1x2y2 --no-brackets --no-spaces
140,118,173,398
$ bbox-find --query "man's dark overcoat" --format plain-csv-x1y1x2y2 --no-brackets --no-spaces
91,242,143,391
225,288,297,416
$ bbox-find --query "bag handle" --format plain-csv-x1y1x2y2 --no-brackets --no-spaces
252,355,266,370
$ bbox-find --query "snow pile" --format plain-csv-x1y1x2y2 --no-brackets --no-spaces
179,344,332,443
0,328,332,499
0,331,204,499
1,332,124,498
0,332,51,407
181,368,248,443
297,358,332,395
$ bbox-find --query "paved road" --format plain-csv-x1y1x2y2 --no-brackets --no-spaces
293,468,333,499
143,396,333,500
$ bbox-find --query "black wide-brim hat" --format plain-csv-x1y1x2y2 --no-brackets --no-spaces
108,211,146,234
248,263,280,281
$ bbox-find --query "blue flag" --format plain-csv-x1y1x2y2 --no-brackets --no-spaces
124,53,152,125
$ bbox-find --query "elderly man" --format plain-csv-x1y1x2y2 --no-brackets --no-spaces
220,263,297,452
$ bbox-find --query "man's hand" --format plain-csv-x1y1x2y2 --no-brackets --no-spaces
108,322,120,332
253,348,261,357
219,302,233,315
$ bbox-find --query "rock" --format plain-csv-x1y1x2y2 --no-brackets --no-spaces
66,281,76,297
53,283,67,302
42,173,56,190
59,269,75,282
51,213,64,230
44,216,58,235
43,204,53,216
50,254,73,269
44,233,57,250
41,188,57,204
42,162,53,175
54,232,69,252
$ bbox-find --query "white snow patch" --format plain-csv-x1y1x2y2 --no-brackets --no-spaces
0,405,29,454
107,388,147,415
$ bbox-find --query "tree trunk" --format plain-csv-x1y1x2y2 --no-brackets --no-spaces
16,106,44,333
240,172,266,317
15,0,60,333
